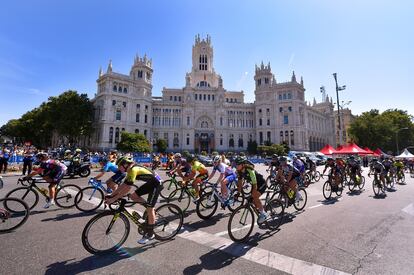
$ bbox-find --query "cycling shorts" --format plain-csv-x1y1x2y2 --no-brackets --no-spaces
196,173,208,181
110,170,126,184
134,177,162,207
224,173,237,185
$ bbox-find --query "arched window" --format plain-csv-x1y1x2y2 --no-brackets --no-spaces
135,129,139,133
285,131,289,143
118,86,122,92
290,130,294,145
229,138,234,148
196,81,210,88
201,121,208,128
109,127,113,143
144,130,147,137
136,113,140,123
123,87,127,93
115,128,120,143
113,85,117,92
238,138,243,148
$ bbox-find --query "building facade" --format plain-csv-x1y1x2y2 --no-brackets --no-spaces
91,35,335,152
334,108,355,146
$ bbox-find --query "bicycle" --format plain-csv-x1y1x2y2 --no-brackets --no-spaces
5,177,81,210
166,179,207,213
347,173,365,192
395,170,405,184
0,182,30,233
370,172,386,196
305,169,321,183
271,180,307,211
321,173,343,200
384,171,395,190
196,180,245,220
82,198,183,255
227,195,285,242
159,173,181,200
75,178,113,212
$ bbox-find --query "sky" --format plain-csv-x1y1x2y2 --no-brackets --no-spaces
1,0,413,126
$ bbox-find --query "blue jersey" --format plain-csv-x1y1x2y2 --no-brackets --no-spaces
103,161,118,173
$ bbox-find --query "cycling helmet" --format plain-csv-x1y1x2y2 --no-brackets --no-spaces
271,154,278,160
187,154,196,163
371,158,378,162
292,155,298,160
234,156,247,165
116,156,134,166
174,153,182,159
213,155,221,163
327,157,334,161
349,155,355,160
64,149,71,154
279,156,287,162
75,148,82,153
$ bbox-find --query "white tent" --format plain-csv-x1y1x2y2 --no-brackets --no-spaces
395,148,414,159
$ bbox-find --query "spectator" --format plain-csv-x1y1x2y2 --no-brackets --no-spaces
22,149,34,175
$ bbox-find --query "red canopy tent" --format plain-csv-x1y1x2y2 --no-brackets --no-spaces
335,143,369,155
373,148,386,156
363,147,375,155
319,144,337,155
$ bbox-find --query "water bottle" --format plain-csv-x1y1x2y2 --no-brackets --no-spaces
356,175,360,184
189,187,196,197
287,188,294,199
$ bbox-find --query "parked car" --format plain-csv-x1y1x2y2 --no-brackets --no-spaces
197,155,213,166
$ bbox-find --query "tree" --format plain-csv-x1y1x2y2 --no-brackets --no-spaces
155,139,168,153
257,144,287,156
247,140,258,155
117,132,151,153
348,109,414,153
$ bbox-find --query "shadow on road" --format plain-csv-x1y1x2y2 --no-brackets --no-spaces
41,210,99,222
185,212,231,230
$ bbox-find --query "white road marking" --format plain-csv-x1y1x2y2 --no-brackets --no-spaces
308,204,323,209
68,186,351,275
402,203,414,216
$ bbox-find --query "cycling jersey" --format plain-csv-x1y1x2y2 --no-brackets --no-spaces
213,163,234,176
373,162,385,173
282,163,301,178
35,160,67,183
176,158,191,173
293,159,305,173
394,161,404,171
103,161,118,173
191,161,208,174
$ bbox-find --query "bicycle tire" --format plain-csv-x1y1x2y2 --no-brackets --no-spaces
75,186,105,212
160,179,178,200
358,176,365,190
241,180,252,196
6,187,39,210
167,188,191,213
82,211,130,255
372,180,381,196
293,188,307,211
228,190,245,212
227,204,254,242
153,203,183,241
55,184,81,208
314,171,321,182
335,182,343,196
0,197,30,233
265,198,284,230
348,179,356,192
196,192,218,220
322,181,332,200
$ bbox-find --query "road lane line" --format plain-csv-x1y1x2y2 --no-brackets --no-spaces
402,203,414,216
67,187,350,275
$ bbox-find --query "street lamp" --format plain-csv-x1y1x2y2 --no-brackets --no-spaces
333,73,346,146
396,127,409,155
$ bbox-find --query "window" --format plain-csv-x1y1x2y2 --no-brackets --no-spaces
174,96,177,101
290,130,294,145
197,81,210,87
123,102,126,108
195,94,198,100
266,108,270,113
199,55,208,70
208,95,210,101
115,128,120,143
112,100,116,106
203,94,206,100
257,79,261,86
220,117,223,126
170,96,173,101
259,118,262,126
267,131,271,143
179,96,181,101
136,113,140,123
226,98,229,102
283,94,286,99
267,119,270,126
230,98,233,103
288,106,292,112
144,130,147,137
229,138,234,148
187,116,190,126
123,87,127,93
109,127,113,143
145,105,148,110
212,95,214,101
116,110,121,121
121,128,125,132
186,134,190,145
283,115,288,125
113,85,117,92
144,115,147,123
259,109,262,113
118,86,122,92
238,138,243,148
136,104,140,109
265,78,269,84
135,129,139,133
287,93,292,99
259,132,263,145
279,107,283,112
279,94,282,100
138,70,143,78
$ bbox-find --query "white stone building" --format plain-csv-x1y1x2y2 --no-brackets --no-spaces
91,35,335,152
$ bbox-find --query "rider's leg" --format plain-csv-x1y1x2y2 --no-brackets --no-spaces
192,177,201,198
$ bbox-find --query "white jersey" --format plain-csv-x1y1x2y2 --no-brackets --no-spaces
213,162,234,176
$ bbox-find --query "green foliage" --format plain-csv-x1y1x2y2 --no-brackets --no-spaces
182,150,190,158
0,90,93,148
348,109,414,153
257,143,287,156
116,132,151,153
155,139,168,153
247,140,258,155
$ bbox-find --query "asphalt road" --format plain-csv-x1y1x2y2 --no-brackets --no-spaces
1,165,414,275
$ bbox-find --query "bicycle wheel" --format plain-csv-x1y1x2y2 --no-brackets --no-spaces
358,176,365,190
0,177,3,189
0,197,30,233
293,188,307,211
265,198,284,230
196,192,218,220
153,203,183,241
348,179,356,192
6,187,39,210
400,173,405,184
335,182,343,196
167,188,191,213
385,177,395,189
241,180,252,196
272,191,289,209
313,171,321,182
372,180,381,196
227,190,245,212
75,186,104,212
227,204,255,242
322,181,332,200
266,176,275,188
82,211,130,255
160,179,178,200
55,184,81,208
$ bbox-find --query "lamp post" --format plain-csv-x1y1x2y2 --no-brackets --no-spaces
396,127,409,155
333,73,346,146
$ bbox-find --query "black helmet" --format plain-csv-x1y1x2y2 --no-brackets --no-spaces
234,156,247,165
371,158,378,162
327,157,334,161
36,152,48,160
279,156,287,162
116,156,134,166
187,154,196,163
271,154,278,160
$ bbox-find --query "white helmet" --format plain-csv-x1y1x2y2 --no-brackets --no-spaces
213,155,221,163
174,153,181,159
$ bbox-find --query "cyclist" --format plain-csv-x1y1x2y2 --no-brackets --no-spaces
93,151,124,192
279,156,302,202
169,153,192,180
105,156,162,244
207,155,237,201
234,156,268,223
268,154,280,178
305,156,316,173
368,158,386,193
394,159,404,182
292,156,306,186
348,155,362,183
183,155,209,201
24,152,67,208
63,149,72,161
322,158,341,191
382,156,393,182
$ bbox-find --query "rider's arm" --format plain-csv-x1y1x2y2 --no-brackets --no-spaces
216,173,224,184
207,170,216,181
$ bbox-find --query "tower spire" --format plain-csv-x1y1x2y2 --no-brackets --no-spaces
291,71,296,82
107,60,112,73
99,66,103,77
